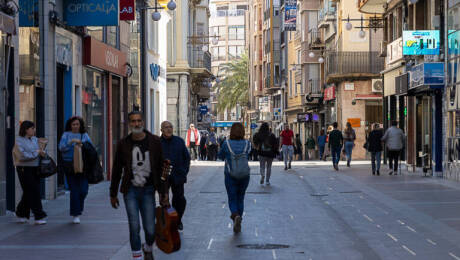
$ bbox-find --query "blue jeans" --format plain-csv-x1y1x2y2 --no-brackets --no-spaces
282,145,294,167
63,162,89,217
371,151,382,172
344,141,354,163
331,147,342,165
123,185,156,252
224,174,250,217
319,145,325,159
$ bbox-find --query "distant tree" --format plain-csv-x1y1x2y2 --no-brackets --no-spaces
214,53,249,113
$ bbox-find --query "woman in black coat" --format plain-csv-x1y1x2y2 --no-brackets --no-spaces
366,123,384,175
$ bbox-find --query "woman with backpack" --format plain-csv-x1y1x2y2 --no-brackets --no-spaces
218,123,251,233
253,122,277,185
59,116,93,224
343,122,356,167
13,121,48,225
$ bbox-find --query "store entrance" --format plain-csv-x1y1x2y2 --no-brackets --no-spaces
415,96,432,169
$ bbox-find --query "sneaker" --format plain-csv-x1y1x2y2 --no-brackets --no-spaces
132,250,143,260
233,215,242,233
288,163,291,169
178,222,183,231
284,167,288,171
377,171,380,176
372,171,375,175
16,214,27,224
73,216,81,224
143,244,154,260
347,161,350,167
34,219,47,225
260,176,264,184
389,170,393,175
266,181,270,186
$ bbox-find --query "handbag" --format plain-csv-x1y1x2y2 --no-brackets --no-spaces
38,154,57,178
73,144,84,174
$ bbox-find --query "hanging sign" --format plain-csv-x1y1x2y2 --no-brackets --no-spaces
402,30,440,55
120,0,135,21
284,0,297,31
64,0,119,26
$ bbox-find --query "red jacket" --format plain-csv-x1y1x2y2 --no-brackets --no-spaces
186,128,200,147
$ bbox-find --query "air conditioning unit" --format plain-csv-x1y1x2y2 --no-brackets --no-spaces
372,79,383,93
379,41,387,57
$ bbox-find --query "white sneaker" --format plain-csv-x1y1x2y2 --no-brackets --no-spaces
73,216,81,224
34,219,47,225
266,181,270,186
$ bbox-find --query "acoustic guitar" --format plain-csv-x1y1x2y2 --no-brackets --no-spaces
155,159,181,254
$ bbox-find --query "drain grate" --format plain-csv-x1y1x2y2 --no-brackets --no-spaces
246,191,271,194
339,191,362,194
310,193,328,197
199,191,222,194
237,244,290,250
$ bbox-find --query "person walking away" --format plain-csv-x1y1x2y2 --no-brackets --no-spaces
280,125,294,170
343,122,356,167
317,130,327,161
381,121,405,175
207,128,218,161
306,135,316,160
199,133,207,160
328,122,343,171
294,134,303,161
13,121,47,225
253,122,277,185
110,111,169,260
186,124,200,161
367,123,384,175
218,123,251,233
160,121,191,231
59,116,93,224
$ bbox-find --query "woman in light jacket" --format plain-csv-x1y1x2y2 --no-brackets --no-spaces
218,123,251,234
59,116,92,224
14,121,47,225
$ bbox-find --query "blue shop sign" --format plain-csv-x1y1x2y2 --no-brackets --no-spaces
64,0,119,26
200,105,208,114
251,123,258,129
150,63,160,81
19,0,38,27
212,121,239,127
410,62,444,90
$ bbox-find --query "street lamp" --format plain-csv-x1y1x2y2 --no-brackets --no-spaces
309,51,315,58
318,57,324,63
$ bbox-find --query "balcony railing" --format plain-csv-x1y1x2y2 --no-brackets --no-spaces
326,52,384,76
211,9,245,17
318,1,336,22
308,29,323,47
307,79,321,94
190,48,212,72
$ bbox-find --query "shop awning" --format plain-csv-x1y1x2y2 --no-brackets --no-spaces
358,0,386,14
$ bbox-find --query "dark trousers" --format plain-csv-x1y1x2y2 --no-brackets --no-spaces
189,142,198,160
62,162,88,216
224,174,250,217
207,144,218,161
388,150,400,173
331,147,342,165
170,181,186,223
16,166,47,220
200,146,207,160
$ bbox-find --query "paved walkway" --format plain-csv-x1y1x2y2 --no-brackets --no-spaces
2,161,460,259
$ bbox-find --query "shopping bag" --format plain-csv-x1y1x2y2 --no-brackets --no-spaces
73,145,84,174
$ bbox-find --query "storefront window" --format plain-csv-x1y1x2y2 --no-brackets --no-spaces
82,68,105,166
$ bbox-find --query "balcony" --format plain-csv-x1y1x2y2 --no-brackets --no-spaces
358,0,385,15
325,52,384,82
318,2,336,28
307,79,322,95
308,29,324,49
190,49,212,72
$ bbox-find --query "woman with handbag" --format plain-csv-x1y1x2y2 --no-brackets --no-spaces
13,121,47,225
59,116,92,224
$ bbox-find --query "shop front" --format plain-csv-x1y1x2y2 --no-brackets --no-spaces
83,36,128,179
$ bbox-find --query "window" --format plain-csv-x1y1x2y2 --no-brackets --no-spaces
237,5,248,10
87,27,103,42
107,26,118,48
218,46,226,60
217,5,228,10
212,47,219,61
229,26,245,40
229,46,237,58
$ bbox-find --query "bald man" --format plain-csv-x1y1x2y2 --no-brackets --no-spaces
160,121,191,231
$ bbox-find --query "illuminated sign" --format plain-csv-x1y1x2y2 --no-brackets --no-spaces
403,30,440,55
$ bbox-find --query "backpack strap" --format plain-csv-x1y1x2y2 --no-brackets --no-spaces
225,140,235,155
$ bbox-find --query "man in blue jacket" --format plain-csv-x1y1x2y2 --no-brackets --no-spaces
160,121,191,230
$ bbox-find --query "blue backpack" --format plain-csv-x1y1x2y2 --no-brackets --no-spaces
225,140,250,179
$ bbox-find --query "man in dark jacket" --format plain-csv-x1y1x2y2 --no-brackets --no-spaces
160,121,191,231
110,111,169,260
367,123,384,175
328,122,343,171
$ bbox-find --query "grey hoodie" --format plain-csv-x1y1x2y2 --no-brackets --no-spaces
381,126,405,151
14,136,40,167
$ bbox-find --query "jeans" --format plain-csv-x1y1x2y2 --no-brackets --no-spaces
319,145,325,159
371,151,382,172
331,147,342,165
388,150,401,172
16,166,47,220
63,161,88,216
282,145,294,167
189,142,198,160
344,141,354,163
224,174,250,217
259,156,273,182
170,181,186,222
123,185,156,252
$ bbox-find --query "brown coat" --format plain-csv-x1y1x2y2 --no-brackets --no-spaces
110,131,165,198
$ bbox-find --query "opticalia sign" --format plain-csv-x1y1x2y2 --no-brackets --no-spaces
64,0,119,26
403,30,440,55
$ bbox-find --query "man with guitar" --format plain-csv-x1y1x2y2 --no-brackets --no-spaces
110,111,169,260
160,121,191,231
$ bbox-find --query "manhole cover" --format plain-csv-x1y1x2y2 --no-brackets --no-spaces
339,191,362,194
237,244,290,250
310,193,328,197
200,191,221,194
246,191,271,194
